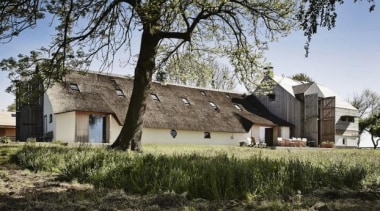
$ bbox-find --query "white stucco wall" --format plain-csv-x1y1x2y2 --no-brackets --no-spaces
141,128,250,146
280,127,290,139
109,115,122,143
43,93,55,133
335,135,358,147
55,111,76,142
250,126,260,140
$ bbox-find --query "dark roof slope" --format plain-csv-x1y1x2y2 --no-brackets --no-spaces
292,83,312,95
47,71,291,133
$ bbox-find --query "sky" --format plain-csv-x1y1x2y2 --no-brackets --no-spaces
1,1,380,111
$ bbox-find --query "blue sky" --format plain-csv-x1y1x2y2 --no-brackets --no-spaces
1,2,379,110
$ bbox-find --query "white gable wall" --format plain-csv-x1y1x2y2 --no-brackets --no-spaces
43,93,55,134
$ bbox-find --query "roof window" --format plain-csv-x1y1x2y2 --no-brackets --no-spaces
226,94,231,99
70,83,80,91
110,78,117,85
209,101,219,111
150,93,160,101
116,89,125,97
181,98,191,106
201,91,206,96
234,104,242,111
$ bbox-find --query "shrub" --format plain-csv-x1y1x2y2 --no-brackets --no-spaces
0,136,11,143
11,145,370,201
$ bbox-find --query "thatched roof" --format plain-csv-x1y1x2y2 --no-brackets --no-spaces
47,71,290,133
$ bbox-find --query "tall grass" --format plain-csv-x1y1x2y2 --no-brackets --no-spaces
11,143,376,201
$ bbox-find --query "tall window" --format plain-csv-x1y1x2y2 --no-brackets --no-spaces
89,114,106,143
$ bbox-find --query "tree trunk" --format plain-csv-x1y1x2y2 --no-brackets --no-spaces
111,31,159,151
371,134,379,149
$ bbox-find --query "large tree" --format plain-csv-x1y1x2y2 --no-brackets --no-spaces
297,0,375,56
159,52,237,90
0,0,375,151
350,89,380,148
360,114,380,149
290,73,313,83
0,0,297,151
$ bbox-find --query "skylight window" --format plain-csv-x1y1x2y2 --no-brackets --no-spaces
116,89,125,97
110,78,117,85
150,93,160,101
226,94,231,99
201,91,206,96
70,83,80,91
234,104,242,111
209,101,218,110
181,98,191,106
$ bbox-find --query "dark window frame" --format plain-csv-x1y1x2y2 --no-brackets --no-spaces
204,132,211,139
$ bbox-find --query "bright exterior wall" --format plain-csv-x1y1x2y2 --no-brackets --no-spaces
55,111,76,142
335,135,358,147
141,128,250,146
250,126,260,141
109,115,122,143
280,127,290,139
43,93,55,134
334,107,359,147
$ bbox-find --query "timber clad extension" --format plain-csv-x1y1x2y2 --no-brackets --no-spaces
256,75,359,147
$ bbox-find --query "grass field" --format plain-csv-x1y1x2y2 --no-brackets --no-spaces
2,142,380,210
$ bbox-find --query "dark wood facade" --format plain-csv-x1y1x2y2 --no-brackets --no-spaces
16,80,44,141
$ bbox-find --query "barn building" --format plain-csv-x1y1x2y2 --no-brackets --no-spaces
16,71,291,146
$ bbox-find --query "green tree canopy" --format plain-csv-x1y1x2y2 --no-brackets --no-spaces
6,102,15,112
350,89,380,148
290,73,313,83
159,53,236,90
0,0,298,151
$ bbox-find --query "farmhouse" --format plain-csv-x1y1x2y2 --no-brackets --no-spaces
255,75,359,147
16,71,292,146
0,111,16,141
